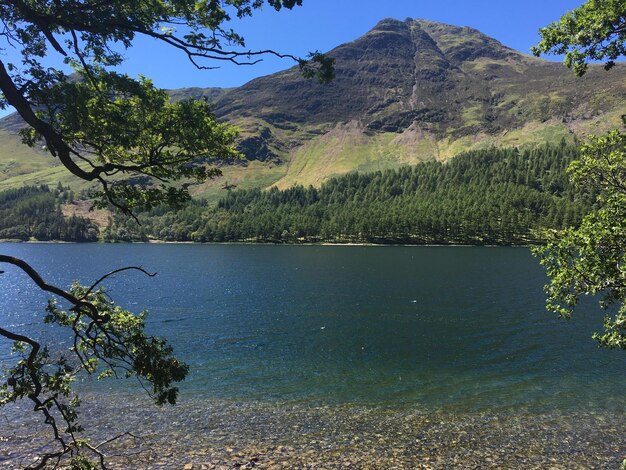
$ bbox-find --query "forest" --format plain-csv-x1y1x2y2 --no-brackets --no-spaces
0,184,98,241
103,142,594,245
0,143,594,245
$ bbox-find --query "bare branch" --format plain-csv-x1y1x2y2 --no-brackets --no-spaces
85,266,157,296
0,255,99,318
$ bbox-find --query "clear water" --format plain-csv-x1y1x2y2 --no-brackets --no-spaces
1,243,624,413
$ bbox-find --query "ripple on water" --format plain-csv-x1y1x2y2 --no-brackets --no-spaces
2,245,626,467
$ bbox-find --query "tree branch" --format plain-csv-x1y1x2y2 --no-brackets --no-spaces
0,60,94,181
0,254,99,319
85,266,156,295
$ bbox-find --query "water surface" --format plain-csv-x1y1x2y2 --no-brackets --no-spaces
1,244,625,467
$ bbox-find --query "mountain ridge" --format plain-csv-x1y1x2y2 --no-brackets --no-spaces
1,17,625,199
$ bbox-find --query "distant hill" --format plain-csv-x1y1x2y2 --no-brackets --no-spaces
2,18,625,199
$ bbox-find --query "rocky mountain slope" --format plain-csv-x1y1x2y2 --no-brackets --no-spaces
1,18,625,199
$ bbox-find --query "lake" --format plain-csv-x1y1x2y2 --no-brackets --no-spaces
1,243,625,468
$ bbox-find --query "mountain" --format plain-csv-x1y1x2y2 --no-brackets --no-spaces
1,18,625,199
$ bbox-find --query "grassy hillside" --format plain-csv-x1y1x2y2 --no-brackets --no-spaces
0,130,62,183
1,18,624,196
0,143,597,245
104,143,592,245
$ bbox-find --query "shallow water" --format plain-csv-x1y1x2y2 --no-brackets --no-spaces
4,396,626,468
1,244,625,467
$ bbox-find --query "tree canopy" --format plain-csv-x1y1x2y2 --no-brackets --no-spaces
97,143,589,246
532,0,626,76
0,0,334,213
535,130,626,349
533,0,626,352
0,1,333,468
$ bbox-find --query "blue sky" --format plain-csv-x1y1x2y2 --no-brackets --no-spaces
0,0,586,117
114,0,587,90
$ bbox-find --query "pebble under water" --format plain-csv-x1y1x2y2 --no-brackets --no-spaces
1,243,625,468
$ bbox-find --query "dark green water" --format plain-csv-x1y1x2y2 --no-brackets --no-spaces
1,243,624,412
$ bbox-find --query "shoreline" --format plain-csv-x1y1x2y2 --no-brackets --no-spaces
2,398,624,469
0,239,534,248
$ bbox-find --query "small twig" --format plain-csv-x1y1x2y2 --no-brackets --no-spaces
85,267,157,295
94,431,143,450
0,255,98,319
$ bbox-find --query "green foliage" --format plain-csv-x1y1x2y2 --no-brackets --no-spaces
534,131,626,348
532,0,626,350
532,0,626,75
299,52,336,83
1,282,188,463
0,1,332,213
0,1,333,468
70,456,99,470
0,0,332,91
107,143,593,245
0,185,98,241
45,284,189,404
19,66,241,212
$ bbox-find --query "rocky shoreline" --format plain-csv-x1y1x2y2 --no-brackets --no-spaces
2,397,625,468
